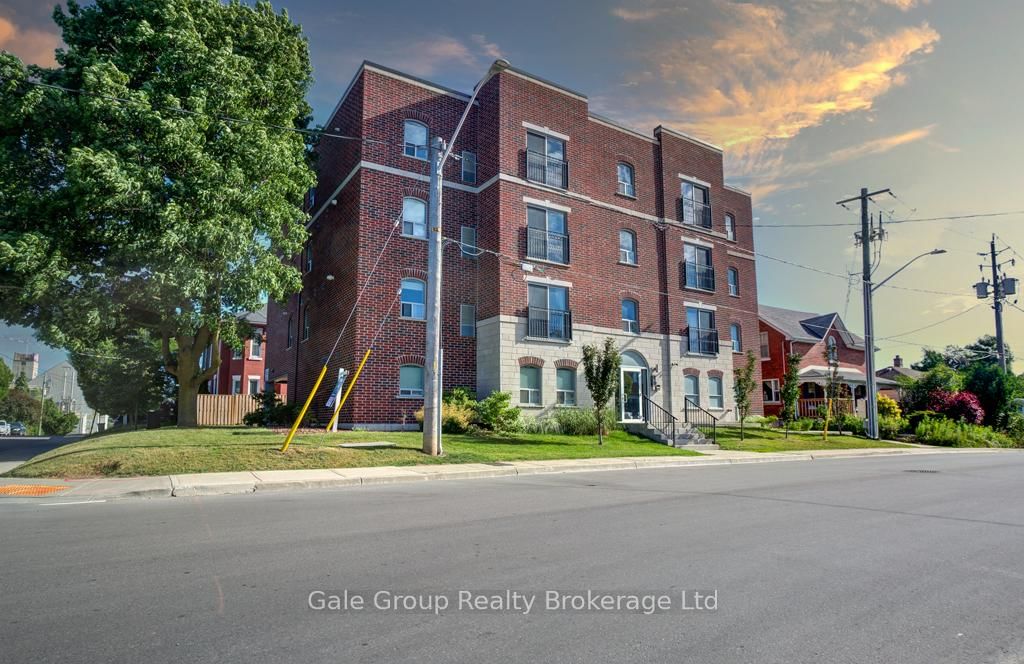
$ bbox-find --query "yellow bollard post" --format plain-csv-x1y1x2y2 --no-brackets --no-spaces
325,348,372,432
822,398,832,442
280,364,329,453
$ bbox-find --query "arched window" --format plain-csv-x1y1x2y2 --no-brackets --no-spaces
400,278,426,320
403,120,428,160
399,365,424,397
619,229,637,265
622,298,639,334
730,323,742,352
402,197,427,238
301,305,310,341
684,374,700,406
304,243,313,273
286,316,294,348
617,162,635,197
827,336,838,363
708,376,724,409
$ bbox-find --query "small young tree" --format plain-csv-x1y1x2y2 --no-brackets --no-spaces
733,350,758,440
780,353,801,438
582,338,621,445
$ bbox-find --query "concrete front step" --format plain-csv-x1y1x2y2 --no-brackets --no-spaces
624,423,719,450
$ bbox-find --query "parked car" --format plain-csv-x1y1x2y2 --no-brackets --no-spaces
0,420,9,436
9,422,27,436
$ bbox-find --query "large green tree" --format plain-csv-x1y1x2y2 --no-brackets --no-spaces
0,0,315,426
0,358,12,401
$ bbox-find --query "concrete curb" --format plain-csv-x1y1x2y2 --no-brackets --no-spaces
8,447,1018,502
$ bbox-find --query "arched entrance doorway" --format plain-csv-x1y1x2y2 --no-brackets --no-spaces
619,351,650,423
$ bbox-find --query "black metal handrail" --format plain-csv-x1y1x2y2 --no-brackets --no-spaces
527,227,570,264
526,150,568,188
527,306,572,340
681,199,712,228
684,262,715,291
684,397,717,443
686,327,719,355
643,395,677,444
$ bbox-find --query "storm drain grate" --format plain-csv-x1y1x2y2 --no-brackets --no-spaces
0,484,70,497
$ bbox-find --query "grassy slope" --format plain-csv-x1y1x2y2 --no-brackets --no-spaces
714,426,907,453
5,428,699,479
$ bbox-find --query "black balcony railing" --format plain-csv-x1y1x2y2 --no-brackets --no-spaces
528,307,572,340
686,327,719,355
684,262,715,291
681,199,712,228
527,227,570,264
526,150,568,189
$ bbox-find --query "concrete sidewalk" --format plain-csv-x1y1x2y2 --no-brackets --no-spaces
0,446,1014,502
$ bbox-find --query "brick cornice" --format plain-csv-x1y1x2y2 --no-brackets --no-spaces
397,354,425,366
554,358,578,369
518,356,545,367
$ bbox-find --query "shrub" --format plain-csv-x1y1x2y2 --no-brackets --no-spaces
915,418,1014,448
840,414,865,436
477,391,522,432
743,415,774,428
413,403,475,434
877,393,902,419
553,407,605,435
520,415,561,434
928,390,984,424
1006,413,1024,447
878,416,906,440
792,418,815,431
443,387,477,409
243,391,308,428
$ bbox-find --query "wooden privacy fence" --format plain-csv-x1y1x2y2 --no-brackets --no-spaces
197,394,261,426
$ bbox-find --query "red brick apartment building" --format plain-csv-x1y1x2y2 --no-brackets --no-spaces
201,306,269,397
266,61,762,429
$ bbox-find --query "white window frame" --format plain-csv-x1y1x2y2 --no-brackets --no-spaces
461,150,477,184
210,374,219,395
617,162,635,197
249,334,263,359
622,299,639,334
725,213,735,241
400,278,426,320
763,379,781,403
402,197,427,239
231,375,242,395
556,368,576,406
730,323,742,352
519,365,542,406
728,267,739,296
403,120,428,160
232,344,244,360
708,376,724,409
304,243,313,273
286,316,294,349
619,229,637,265
247,376,260,395
526,205,569,264
399,364,425,398
460,303,476,337
759,331,770,360
302,305,310,341
460,226,477,258
683,374,700,405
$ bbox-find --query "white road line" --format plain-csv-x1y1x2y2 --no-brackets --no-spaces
41,500,108,506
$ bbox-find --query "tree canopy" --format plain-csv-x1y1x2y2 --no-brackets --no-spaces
0,0,315,426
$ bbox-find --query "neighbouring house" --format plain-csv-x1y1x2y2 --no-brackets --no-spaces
266,60,761,430
12,352,39,381
201,306,271,398
876,354,922,401
28,361,110,434
758,305,895,419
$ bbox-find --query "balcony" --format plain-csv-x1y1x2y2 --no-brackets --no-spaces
528,306,572,341
686,327,719,355
681,198,712,228
684,262,715,291
526,150,568,189
527,227,570,264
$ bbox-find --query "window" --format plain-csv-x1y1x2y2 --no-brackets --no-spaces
399,365,424,397
304,243,313,273
460,304,476,337
519,366,541,405
725,213,735,241
763,379,781,403
684,244,714,291
400,278,426,320
232,344,244,360
527,283,571,340
556,368,576,406
686,307,718,354
827,336,838,363
250,334,263,359
681,181,711,228
526,205,569,264
287,316,294,349
683,374,700,406
617,162,635,197
730,323,742,352
248,377,260,395
526,131,567,188
402,197,427,238
461,151,477,184
231,375,242,395
619,229,637,265
728,267,739,296
461,226,477,258
622,299,639,334
759,331,770,359
403,120,428,160
302,305,310,340
708,376,724,409
308,187,316,210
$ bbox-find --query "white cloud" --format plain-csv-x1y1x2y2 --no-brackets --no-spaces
0,15,59,67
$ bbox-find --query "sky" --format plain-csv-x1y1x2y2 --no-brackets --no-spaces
2,0,1024,371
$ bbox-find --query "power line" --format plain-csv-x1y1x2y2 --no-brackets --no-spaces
747,209,1024,229
877,303,982,341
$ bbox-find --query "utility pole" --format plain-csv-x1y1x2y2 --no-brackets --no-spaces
423,135,446,457
976,235,1014,372
837,186,889,440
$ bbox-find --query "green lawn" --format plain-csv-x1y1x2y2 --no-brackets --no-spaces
712,426,909,453
5,427,700,479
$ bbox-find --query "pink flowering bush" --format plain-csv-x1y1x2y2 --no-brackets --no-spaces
927,389,985,425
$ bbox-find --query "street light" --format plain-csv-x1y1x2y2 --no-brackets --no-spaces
864,248,946,439
423,59,511,456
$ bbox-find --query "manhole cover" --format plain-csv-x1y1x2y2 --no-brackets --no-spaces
0,484,70,497
903,470,939,474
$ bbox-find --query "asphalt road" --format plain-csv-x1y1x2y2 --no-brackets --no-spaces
2,453,1023,663
0,435,75,473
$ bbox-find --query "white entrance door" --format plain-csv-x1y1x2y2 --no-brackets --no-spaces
621,368,644,422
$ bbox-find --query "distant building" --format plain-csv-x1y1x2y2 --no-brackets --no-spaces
200,306,270,397
12,352,39,381
29,361,110,434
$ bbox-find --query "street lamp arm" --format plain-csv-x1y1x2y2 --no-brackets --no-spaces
439,60,511,167
871,249,946,293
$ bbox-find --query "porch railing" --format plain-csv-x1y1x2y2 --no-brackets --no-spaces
526,227,569,264
681,199,712,228
527,306,572,340
683,397,717,444
685,327,719,355
642,395,677,444
684,262,715,291
798,398,854,419
526,150,568,189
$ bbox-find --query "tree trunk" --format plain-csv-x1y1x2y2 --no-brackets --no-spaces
740,417,745,441
596,407,604,445
177,378,200,427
